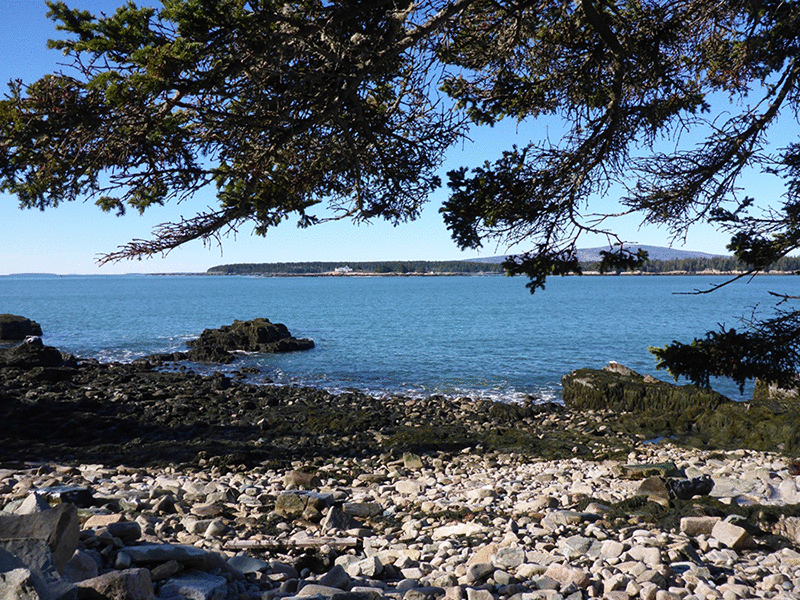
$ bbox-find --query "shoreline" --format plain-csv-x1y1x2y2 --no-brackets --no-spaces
4,353,800,599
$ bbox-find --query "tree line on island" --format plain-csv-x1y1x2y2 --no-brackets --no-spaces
207,255,800,276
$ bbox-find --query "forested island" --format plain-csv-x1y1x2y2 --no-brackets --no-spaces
207,255,800,276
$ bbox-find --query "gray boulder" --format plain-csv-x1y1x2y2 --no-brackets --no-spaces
0,503,80,574
74,568,154,600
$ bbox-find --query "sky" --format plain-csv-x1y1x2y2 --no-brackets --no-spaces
0,0,791,275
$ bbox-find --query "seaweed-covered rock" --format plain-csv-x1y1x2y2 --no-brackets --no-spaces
562,362,729,414
563,362,800,453
186,318,314,363
0,315,42,341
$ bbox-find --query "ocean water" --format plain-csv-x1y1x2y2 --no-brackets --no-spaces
2,273,797,402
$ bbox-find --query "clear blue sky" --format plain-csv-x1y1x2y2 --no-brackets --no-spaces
0,0,784,274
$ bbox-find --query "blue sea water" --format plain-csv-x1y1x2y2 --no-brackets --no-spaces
2,273,798,402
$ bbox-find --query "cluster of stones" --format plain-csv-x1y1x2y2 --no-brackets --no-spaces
3,442,800,600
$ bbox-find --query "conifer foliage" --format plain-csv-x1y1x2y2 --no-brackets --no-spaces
2,0,800,390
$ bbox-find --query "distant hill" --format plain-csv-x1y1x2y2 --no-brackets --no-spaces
465,245,727,264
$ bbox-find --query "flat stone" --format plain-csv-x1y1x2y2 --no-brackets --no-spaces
680,516,720,537
543,563,591,588
635,477,670,506
432,523,488,540
395,481,424,495
159,571,226,600
493,546,525,569
465,562,494,584
122,544,223,570
227,554,269,574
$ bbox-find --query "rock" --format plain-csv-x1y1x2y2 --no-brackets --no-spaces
0,315,42,340
680,516,721,537
227,554,268,575
0,503,80,573
13,493,51,516
492,546,525,569
321,507,361,533
275,492,311,518
185,318,314,363
283,471,322,490
619,463,683,479
665,476,714,499
432,523,488,540
634,478,671,506
395,480,424,495
0,336,64,369
465,562,494,584
74,568,154,600
0,566,44,600
318,564,351,590
105,521,142,544
63,550,99,583
543,564,591,589
0,542,76,600
159,571,226,600
121,544,223,571
561,364,729,414
711,520,752,550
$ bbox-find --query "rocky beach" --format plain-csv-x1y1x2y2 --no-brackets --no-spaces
3,321,800,600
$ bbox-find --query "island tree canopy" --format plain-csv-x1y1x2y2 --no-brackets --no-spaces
2,0,800,391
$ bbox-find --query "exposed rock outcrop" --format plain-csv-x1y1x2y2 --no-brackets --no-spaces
561,362,728,414
0,315,42,341
185,318,315,363
563,362,800,452
0,337,66,369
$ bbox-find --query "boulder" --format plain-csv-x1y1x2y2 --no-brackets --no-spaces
74,568,154,600
0,315,42,340
562,363,729,414
185,318,315,363
0,337,64,369
0,503,80,574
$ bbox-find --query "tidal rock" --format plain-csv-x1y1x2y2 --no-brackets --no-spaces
0,315,42,341
186,318,314,363
0,337,64,369
562,363,728,414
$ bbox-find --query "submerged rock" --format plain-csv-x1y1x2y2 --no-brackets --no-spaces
185,318,315,363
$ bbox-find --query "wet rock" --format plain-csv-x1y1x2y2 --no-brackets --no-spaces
561,363,728,414
0,337,64,369
185,318,314,363
0,315,42,340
